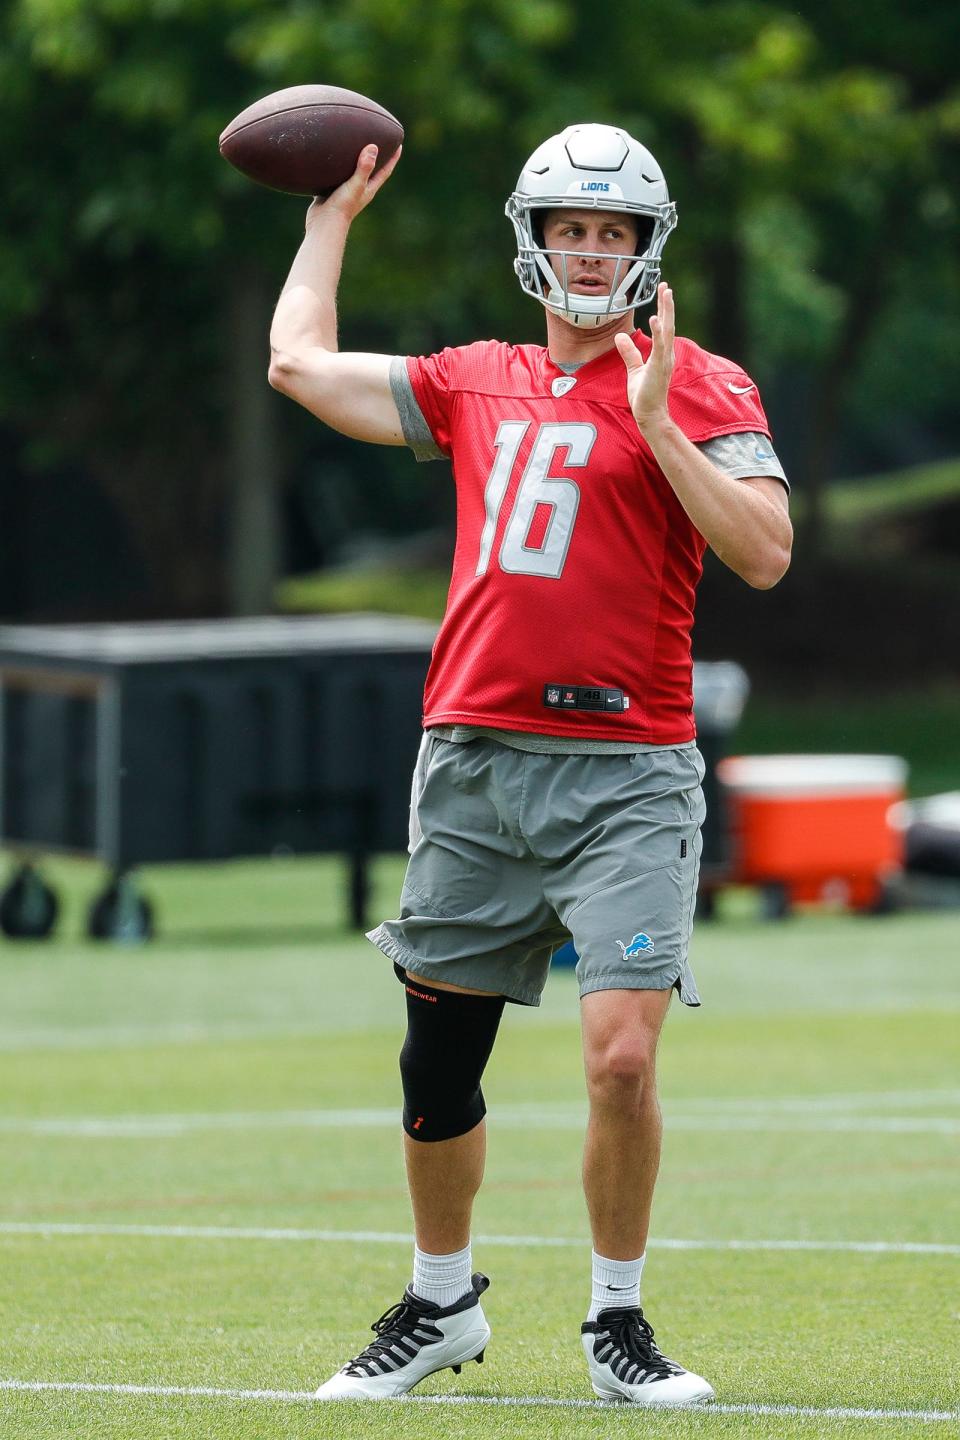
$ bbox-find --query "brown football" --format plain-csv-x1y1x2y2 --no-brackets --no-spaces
219,85,403,197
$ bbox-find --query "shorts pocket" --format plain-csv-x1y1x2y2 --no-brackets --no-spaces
407,733,432,854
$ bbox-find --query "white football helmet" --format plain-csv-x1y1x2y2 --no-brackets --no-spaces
505,124,677,328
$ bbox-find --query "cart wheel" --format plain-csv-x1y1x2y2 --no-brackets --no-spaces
87,875,154,943
760,882,792,921
0,863,59,939
863,877,901,917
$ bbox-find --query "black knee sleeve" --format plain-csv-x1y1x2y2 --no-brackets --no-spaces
397,966,506,1142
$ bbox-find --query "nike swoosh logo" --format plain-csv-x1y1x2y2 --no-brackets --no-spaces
606,1284,630,1291
728,382,755,394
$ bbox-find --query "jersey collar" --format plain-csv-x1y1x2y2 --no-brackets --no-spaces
541,329,652,389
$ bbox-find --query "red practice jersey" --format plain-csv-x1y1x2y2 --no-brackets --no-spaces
407,334,772,744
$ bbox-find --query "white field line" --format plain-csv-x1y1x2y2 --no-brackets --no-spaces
1,1222,958,1257
667,1116,960,1134
0,1021,336,1054
671,1089,960,1112
4,1086,960,1117
1,1378,957,1423
2,1095,960,1139
0,1109,405,1138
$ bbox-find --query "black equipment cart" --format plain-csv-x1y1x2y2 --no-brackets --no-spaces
0,615,436,939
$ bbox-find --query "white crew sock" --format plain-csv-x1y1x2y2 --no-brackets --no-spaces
410,1242,473,1309
587,1249,645,1321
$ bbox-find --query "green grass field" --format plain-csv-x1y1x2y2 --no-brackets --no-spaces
1,854,959,1439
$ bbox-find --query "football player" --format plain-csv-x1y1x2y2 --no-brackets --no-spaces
270,123,791,1406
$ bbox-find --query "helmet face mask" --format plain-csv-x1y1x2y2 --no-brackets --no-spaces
506,124,677,329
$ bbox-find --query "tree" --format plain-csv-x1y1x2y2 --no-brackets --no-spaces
0,0,576,613
1,0,957,616
573,3,960,554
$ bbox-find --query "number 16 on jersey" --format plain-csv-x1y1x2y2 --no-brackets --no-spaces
476,421,597,580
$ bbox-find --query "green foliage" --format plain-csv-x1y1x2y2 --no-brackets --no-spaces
278,565,449,620
4,0,956,344
1,0,958,611
822,456,960,523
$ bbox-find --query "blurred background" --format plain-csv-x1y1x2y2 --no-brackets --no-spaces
1,0,959,929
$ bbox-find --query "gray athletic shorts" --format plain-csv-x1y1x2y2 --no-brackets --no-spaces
367,733,706,1007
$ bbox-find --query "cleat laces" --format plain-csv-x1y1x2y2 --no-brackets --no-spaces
341,1298,441,1377
593,1308,683,1385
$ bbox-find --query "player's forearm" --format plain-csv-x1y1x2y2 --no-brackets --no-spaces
642,417,792,589
270,208,351,360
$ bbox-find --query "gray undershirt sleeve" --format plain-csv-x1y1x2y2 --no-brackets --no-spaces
389,356,445,462
696,431,789,490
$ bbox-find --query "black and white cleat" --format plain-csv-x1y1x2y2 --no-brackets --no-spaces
316,1272,490,1400
581,1306,714,1406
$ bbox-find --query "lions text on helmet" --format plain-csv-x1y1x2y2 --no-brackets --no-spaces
505,124,677,329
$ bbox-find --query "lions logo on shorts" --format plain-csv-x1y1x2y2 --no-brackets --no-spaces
617,932,656,957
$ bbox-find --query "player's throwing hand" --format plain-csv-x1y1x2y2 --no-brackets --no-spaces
615,282,675,434
307,143,402,229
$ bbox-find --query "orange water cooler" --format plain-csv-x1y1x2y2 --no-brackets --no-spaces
716,754,908,915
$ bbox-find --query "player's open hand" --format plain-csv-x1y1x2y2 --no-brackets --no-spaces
615,282,674,435
307,143,402,229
